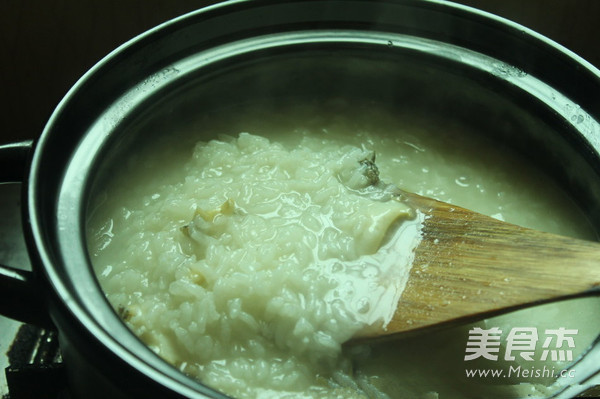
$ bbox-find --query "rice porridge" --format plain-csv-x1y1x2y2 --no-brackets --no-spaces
87,101,600,398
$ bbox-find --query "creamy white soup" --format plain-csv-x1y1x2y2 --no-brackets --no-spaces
87,100,600,399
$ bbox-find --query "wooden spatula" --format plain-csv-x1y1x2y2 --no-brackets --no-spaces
355,189,600,341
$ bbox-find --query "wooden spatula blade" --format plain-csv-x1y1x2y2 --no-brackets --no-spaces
357,192,600,340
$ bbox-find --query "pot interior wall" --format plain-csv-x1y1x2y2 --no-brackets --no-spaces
91,46,600,236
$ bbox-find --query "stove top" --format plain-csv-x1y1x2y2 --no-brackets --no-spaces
4,325,67,399
0,183,68,399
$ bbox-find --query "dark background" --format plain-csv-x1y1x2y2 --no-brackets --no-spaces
1,0,599,144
